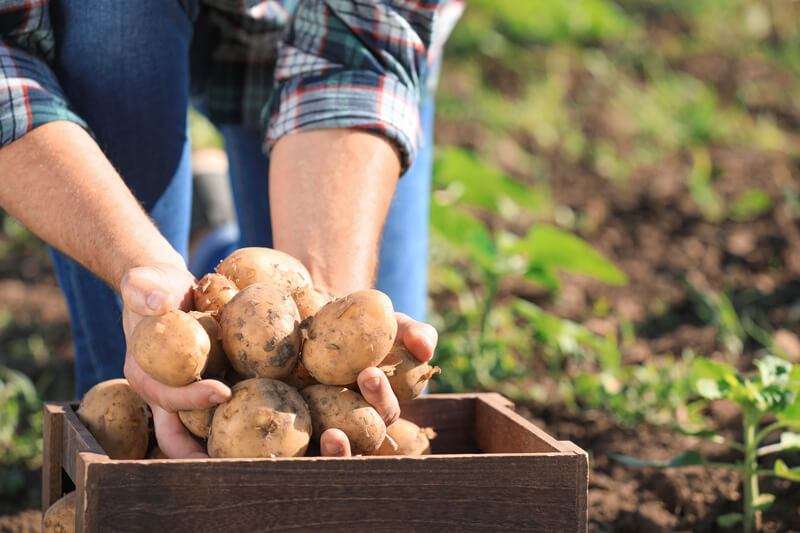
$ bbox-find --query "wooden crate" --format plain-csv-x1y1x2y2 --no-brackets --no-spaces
43,393,588,532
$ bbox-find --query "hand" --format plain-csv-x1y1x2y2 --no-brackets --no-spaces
120,263,231,458
319,312,438,456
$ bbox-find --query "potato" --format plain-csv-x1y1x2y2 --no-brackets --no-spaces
130,310,210,386
178,406,215,439
76,379,150,459
43,491,77,533
193,273,238,314
281,360,319,390
147,446,168,459
370,418,437,456
219,283,300,379
301,385,386,455
188,311,228,379
216,247,312,291
379,344,441,401
292,285,331,321
208,378,311,458
302,290,397,385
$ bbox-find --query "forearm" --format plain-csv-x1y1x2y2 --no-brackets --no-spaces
269,129,401,296
0,121,185,289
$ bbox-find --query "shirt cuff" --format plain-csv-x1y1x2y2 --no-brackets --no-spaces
263,69,422,172
0,43,89,147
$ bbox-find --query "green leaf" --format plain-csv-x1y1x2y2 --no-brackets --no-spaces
696,378,725,400
610,450,708,468
728,189,771,222
753,493,775,512
716,513,743,528
774,459,800,482
755,356,792,388
430,201,496,269
433,147,549,215
511,225,627,285
665,424,720,440
691,357,737,383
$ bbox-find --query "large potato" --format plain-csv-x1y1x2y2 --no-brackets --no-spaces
130,310,210,386
76,379,150,459
43,491,77,533
379,344,441,401
193,273,238,314
370,418,436,456
188,311,228,379
301,385,386,455
302,290,397,385
216,247,312,291
208,378,311,458
219,283,300,379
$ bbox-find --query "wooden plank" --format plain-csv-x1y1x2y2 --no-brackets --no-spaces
558,440,590,533
82,453,583,532
42,403,65,511
61,404,108,481
398,394,477,453
474,394,561,453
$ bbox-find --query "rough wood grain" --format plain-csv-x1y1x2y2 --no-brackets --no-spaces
42,403,64,512
558,440,590,533
398,394,477,453
61,404,107,481
474,394,561,453
84,454,583,532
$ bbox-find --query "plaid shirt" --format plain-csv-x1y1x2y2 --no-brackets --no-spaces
0,0,463,170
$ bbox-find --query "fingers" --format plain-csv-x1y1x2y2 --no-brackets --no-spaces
120,264,195,318
320,428,351,457
124,356,231,413
357,367,399,426
395,312,437,363
152,406,208,458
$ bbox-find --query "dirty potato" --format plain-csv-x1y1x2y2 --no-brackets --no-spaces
379,343,441,401
216,247,312,291
208,378,311,458
370,418,437,456
193,273,238,314
178,406,216,440
188,311,228,379
43,491,77,533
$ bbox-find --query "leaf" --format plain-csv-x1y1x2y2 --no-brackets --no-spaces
610,450,708,468
429,201,496,269
511,225,627,285
696,378,725,400
774,459,800,482
433,147,549,214
716,513,743,528
755,355,792,388
665,424,720,440
753,493,775,512
728,189,771,222
691,357,737,383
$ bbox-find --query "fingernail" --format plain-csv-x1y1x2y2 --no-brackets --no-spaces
363,376,381,392
146,291,164,311
323,441,343,456
209,392,225,404
423,326,437,348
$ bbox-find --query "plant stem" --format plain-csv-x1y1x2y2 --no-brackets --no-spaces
478,273,499,343
743,411,761,533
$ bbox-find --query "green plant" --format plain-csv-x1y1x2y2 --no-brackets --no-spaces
0,366,44,497
612,355,800,533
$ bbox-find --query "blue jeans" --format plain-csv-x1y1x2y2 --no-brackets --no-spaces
47,1,434,397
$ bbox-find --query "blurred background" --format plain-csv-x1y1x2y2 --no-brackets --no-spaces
2,1,799,531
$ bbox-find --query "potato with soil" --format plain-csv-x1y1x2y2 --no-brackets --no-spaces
76,379,150,459
379,344,441,401
302,290,397,385
292,285,331,321
188,311,228,379
219,283,300,379
371,418,437,456
216,247,312,291
281,360,319,390
178,406,215,439
301,384,386,455
43,491,77,533
194,273,238,314
130,309,210,386
208,378,311,458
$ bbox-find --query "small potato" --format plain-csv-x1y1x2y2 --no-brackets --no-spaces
379,344,441,401
301,385,386,455
216,247,312,291
208,378,311,458
188,311,228,379
370,418,437,456
281,360,319,390
76,379,150,460
219,283,300,379
292,285,331,321
43,491,77,533
178,406,215,439
130,310,210,386
194,273,238,314
302,290,397,385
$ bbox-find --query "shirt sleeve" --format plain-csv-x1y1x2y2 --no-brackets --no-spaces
263,0,460,171
0,1,88,147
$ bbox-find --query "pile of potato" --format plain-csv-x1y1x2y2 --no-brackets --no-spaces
78,247,441,462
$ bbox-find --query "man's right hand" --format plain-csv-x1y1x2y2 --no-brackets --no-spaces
120,263,231,458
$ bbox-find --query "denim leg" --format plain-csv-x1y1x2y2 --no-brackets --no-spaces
375,100,435,322
48,1,196,397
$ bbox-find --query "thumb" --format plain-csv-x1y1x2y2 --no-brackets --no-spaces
120,266,180,316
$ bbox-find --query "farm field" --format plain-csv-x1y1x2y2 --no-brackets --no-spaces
2,1,800,532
